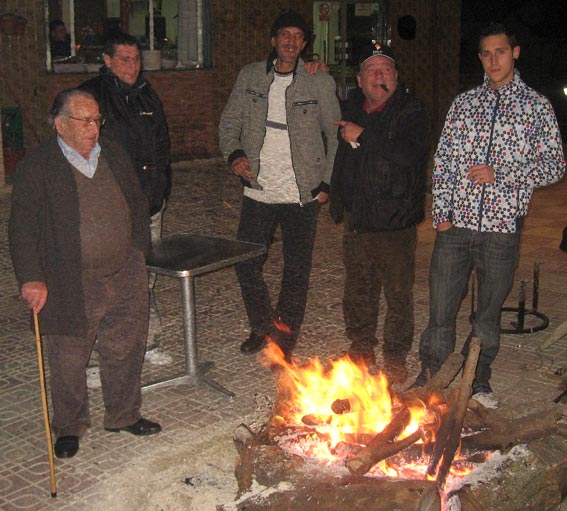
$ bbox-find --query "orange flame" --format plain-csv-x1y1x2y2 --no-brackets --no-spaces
259,341,475,480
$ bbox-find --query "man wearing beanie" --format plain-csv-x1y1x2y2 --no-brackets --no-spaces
219,10,341,361
330,43,431,383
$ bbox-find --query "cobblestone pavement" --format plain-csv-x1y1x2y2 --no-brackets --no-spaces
1,158,566,510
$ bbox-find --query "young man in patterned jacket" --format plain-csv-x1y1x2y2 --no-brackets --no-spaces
414,22,565,404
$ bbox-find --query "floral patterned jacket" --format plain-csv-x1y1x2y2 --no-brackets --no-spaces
433,71,565,233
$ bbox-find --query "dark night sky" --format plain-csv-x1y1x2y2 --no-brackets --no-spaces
459,0,567,134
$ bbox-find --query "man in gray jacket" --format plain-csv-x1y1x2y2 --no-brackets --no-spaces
219,10,341,361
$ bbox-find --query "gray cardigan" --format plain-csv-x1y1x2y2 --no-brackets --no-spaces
218,58,341,204
9,136,150,336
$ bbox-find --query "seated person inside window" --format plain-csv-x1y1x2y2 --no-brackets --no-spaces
50,20,71,60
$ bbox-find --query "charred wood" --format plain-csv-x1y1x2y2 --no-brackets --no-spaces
219,476,438,511
345,407,418,475
435,337,481,489
461,406,563,451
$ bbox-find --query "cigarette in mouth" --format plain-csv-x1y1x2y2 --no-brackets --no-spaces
380,84,389,92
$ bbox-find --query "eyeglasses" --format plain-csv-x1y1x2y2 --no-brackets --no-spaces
63,115,106,128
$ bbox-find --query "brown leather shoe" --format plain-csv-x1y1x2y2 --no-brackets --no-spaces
106,418,162,436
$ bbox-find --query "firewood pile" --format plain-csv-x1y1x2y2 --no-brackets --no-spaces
218,339,567,511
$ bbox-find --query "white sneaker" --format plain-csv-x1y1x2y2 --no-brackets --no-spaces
471,390,499,409
144,348,173,365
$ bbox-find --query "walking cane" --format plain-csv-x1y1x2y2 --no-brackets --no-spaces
33,312,57,498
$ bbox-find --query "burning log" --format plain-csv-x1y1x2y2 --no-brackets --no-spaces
399,352,465,409
345,407,422,475
426,388,458,478
233,423,257,497
223,476,439,511
432,337,481,489
462,402,565,451
332,398,351,414
331,440,364,458
301,414,331,426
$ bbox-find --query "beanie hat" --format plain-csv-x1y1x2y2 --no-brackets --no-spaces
270,10,310,38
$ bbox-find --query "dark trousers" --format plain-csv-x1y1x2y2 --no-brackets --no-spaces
342,222,417,360
236,196,319,342
45,248,149,438
419,226,520,387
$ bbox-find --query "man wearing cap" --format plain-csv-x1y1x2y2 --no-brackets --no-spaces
219,10,341,361
330,43,431,383
414,22,565,403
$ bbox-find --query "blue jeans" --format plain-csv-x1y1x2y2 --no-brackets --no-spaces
235,197,319,344
418,226,520,388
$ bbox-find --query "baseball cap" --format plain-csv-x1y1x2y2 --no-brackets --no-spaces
270,10,310,38
359,43,396,65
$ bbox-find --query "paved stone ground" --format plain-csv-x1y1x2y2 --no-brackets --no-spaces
1,158,566,510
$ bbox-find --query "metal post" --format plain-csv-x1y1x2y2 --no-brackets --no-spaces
517,280,526,331
532,261,540,312
180,276,198,376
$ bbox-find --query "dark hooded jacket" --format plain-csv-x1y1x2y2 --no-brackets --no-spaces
330,86,431,232
80,66,171,215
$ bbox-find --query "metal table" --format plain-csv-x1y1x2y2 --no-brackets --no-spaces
143,234,266,396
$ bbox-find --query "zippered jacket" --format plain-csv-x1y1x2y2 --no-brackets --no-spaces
330,86,431,232
218,58,341,204
80,67,171,215
433,71,565,233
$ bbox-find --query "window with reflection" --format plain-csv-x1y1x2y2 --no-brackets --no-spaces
47,0,212,73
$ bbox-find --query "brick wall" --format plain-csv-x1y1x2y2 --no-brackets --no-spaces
44,69,217,159
1,0,461,182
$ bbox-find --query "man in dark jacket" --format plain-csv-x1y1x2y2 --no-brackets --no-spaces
79,33,171,350
330,43,431,383
9,89,161,460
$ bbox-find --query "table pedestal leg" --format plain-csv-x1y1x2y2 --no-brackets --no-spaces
143,276,235,397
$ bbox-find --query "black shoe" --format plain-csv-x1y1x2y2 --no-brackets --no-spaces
240,332,266,354
347,349,376,368
54,435,79,459
106,418,162,436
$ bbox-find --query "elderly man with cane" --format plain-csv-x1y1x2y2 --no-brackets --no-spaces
9,88,161,460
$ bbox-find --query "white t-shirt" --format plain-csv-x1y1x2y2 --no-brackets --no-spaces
245,71,300,204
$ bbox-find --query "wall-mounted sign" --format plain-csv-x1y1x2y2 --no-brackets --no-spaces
319,2,330,21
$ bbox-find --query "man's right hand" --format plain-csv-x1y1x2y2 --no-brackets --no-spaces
436,221,453,232
230,156,252,182
21,281,48,314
